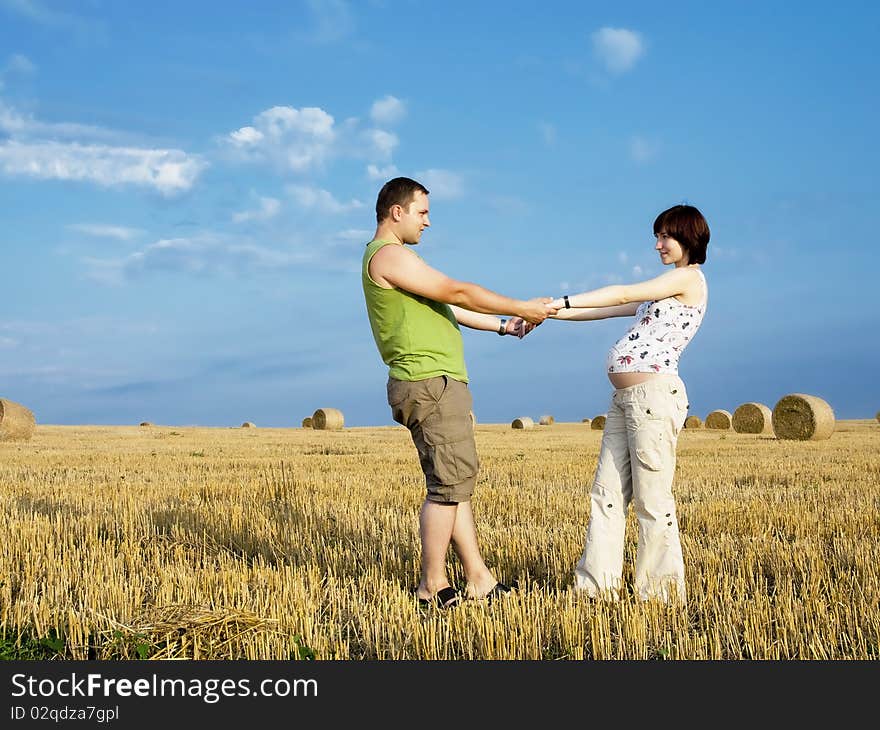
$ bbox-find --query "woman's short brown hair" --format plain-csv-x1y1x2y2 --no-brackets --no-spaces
653,204,710,265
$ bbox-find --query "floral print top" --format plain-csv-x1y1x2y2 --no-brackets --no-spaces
605,270,707,374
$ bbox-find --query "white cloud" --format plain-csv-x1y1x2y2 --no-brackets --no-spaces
0,99,205,194
99,238,308,282
632,265,644,277
232,196,281,223
222,105,336,173
592,27,645,74
333,228,372,242
228,126,263,146
370,95,405,125
85,235,356,285
415,169,464,200
0,100,128,143
0,336,19,349
68,223,143,241
0,0,107,43
0,140,206,195
365,129,398,160
304,0,355,43
367,163,398,180
629,135,657,163
3,52,36,77
618,252,629,265
288,184,364,214
1,0,88,29
223,101,405,177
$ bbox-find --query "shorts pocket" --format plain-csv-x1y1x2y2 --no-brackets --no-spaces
388,377,444,427
387,378,410,408
428,439,479,485
421,382,479,484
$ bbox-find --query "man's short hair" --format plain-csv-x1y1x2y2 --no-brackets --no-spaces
653,204,710,265
376,177,429,224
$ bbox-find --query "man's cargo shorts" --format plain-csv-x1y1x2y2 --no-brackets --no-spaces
387,375,479,503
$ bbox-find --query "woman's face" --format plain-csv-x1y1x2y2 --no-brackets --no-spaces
655,231,689,266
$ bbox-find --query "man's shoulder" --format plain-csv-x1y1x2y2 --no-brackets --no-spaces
370,242,423,265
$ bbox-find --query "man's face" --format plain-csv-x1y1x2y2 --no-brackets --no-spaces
398,191,431,244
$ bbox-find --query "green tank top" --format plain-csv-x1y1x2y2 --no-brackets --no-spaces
362,239,468,382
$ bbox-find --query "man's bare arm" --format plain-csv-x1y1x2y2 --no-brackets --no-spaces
370,244,556,324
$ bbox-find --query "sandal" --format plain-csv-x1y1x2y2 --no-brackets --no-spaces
475,581,516,604
417,586,461,610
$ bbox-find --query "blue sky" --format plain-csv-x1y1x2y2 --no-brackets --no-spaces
1,0,878,427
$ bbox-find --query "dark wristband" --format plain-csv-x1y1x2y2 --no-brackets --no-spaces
564,295,571,309
498,318,507,335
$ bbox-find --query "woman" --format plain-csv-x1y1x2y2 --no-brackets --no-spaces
550,204,710,603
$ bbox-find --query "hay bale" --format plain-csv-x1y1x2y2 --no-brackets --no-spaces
591,415,606,430
705,409,732,430
139,421,153,427
301,417,313,428
539,414,555,425
732,402,773,434
772,393,835,441
581,418,591,425
511,417,534,430
875,410,880,423
0,398,35,441
241,421,256,428
684,415,702,429
312,408,344,430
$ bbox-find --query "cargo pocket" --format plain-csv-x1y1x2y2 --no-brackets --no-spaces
421,382,479,484
634,419,668,472
633,391,677,472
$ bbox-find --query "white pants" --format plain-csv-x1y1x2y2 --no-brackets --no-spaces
574,375,689,603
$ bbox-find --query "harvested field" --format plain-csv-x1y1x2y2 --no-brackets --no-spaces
1,420,878,660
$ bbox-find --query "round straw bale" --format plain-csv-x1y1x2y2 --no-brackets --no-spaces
732,402,773,434
0,398,35,441
590,415,606,430
312,408,344,430
539,414,555,425
241,421,256,428
875,410,880,423
772,394,835,441
511,416,534,430
301,417,313,428
705,410,732,430
581,418,591,425
139,421,153,427
684,415,702,429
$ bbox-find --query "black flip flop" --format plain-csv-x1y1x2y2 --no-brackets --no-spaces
417,586,461,610
481,581,516,604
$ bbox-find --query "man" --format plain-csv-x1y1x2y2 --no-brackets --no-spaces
361,176,556,608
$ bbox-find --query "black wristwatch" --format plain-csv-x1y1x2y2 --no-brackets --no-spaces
498,318,507,335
